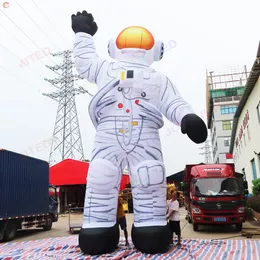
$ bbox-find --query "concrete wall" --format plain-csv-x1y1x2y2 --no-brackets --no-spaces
232,77,260,192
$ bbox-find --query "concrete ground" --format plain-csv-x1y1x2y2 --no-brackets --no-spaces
9,207,260,243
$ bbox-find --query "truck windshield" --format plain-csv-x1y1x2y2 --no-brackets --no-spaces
194,178,240,197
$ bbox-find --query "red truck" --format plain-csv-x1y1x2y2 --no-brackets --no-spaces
183,163,248,232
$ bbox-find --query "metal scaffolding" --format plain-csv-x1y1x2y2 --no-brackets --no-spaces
207,65,249,90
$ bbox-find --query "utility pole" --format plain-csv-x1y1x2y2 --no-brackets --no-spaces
199,133,213,164
43,50,92,165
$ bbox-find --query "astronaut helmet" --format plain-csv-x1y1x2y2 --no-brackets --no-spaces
108,26,164,66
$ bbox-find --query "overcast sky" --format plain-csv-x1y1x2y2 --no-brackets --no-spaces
0,0,259,175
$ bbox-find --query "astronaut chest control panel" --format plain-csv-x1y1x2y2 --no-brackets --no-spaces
106,69,161,119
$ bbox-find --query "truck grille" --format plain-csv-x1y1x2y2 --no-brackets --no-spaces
192,200,243,210
204,212,234,216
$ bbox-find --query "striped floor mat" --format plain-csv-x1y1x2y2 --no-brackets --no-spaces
0,236,260,260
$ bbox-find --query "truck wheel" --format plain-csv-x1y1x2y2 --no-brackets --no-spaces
235,223,242,232
3,221,17,242
193,223,199,231
43,217,53,231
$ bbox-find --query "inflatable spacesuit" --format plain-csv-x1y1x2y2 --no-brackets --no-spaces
71,10,207,255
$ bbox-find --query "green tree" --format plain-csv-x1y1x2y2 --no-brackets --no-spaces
252,178,260,195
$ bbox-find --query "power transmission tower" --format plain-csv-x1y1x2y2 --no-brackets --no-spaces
43,50,93,165
199,133,213,164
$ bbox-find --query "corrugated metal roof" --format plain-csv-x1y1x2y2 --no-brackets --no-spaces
229,41,260,153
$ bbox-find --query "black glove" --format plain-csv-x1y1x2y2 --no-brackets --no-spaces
181,114,208,144
71,10,98,35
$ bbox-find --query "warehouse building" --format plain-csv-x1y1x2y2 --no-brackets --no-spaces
206,66,249,163
229,42,260,192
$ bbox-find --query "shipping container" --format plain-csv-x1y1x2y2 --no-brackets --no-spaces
0,149,49,218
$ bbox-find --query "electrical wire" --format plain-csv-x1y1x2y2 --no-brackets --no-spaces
30,0,71,47
0,8,59,66
0,8,89,98
0,35,49,79
0,41,90,99
74,79,94,97
0,46,51,94
13,0,61,51
0,64,42,93
0,23,55,80
0,23,29,52
0,26,57,95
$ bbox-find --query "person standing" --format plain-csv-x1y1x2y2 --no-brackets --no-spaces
117,197,129,246
167,191,181,246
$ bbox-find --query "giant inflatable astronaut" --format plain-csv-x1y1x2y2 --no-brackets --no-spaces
71,10,207,255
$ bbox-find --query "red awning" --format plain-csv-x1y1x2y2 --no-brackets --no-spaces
50,159,130,190
50,159,89,186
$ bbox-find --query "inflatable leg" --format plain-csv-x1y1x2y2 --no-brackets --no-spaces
79,159,121,255
130,160,172,253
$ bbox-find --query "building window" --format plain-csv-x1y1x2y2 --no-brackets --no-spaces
257,102,260,122
247,125,250,140
222,120,232,130
220,105,237,114
224,138,230,146
251,158,257,180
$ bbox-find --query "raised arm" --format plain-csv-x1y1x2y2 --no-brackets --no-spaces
73,32,110,84
158,76,207,144
158,77,194,126
71,10,111,84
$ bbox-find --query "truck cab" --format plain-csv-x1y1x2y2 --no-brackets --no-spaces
183,163,248,232
0,185,59,242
